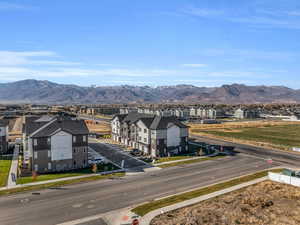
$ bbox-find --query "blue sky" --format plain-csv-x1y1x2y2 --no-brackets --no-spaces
0,0,300,88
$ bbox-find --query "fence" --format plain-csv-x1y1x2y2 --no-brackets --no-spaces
268,172,300,187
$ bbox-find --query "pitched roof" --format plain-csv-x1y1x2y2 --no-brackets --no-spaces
115,112,188,130
24,115,89,137
122,112,154,124
137,117,155,128
150,116,188,130
24,116,49,135
31,119,89,138
112,114,127,122
0,119,9,127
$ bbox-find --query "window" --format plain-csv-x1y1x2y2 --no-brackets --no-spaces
73,136,76,143
144,129,147,133
48,150,51,158
83,135,87,142
34,151,38,159
48,162,52,170
139,136,141,141
73,148,76,153
139,128,142,132
144,138,147,142
34,164,38,171
33,139,37,146
47,138,51,144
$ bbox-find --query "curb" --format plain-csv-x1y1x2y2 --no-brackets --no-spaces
139,176,268,225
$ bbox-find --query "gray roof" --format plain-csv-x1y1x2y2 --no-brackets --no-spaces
137,117,155,128
122,112,154,124
34,115,55,122
0,119,9,127
24,116,48,135
25,115,89,137
31,119,89,138
150,116,188,130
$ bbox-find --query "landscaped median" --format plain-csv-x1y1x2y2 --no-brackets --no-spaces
154,155,225,168
0,155,12,187
131,168,283,216
0,172,125,197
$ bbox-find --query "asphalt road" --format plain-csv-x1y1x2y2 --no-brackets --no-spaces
0,154,277,225
89,142,151,171
191,134,300,167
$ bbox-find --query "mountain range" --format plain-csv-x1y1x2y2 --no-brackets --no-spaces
0,79,299,104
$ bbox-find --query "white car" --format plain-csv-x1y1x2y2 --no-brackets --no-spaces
88,158,105,165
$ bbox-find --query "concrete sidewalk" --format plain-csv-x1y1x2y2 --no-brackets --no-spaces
0,169,124,191
7,145,19,187
139,176,268,225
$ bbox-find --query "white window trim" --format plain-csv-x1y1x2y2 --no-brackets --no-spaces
34,151,38,159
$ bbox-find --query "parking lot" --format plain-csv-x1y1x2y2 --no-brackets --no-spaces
89,141,152,172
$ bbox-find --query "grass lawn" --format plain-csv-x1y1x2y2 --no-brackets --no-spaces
0,156,12,187
191,123,300,150
17,163,120,185
154,156,194,164
132,169,283,216
157,156,225,168
0,172,125,197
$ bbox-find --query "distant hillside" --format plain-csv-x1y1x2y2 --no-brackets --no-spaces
0,79,299,104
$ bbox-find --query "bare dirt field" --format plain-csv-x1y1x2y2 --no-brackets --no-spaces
151,180,300,225
85,120,111,134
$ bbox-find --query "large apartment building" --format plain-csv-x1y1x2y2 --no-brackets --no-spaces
0,120,9,155
111,113,189,157
23,115,89,173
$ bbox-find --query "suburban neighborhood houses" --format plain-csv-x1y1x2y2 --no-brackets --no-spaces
111,112,189,157
22,115,89,173
0,103,300,225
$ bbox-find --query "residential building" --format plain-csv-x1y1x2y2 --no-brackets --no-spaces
234,108,260,119
111,113,189,157
23,115,89,173
0,120,8,155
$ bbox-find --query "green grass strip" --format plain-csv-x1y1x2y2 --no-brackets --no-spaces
154,156,194,164
0,172,124,197
132,169,282,216
158,156,225,168
0,157,13,187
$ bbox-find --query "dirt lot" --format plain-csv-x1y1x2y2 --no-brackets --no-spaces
85,120,111,134
151,181,300,225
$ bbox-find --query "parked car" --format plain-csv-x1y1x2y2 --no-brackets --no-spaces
130,149,142,156
88,158,104,165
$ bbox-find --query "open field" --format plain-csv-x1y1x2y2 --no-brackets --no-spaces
132,169,282,216
0,156,12,187
85,121,111,134
151,179,300,225
189,120,300,151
